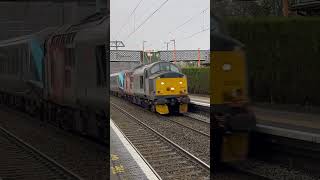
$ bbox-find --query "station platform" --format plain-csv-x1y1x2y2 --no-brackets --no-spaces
189,94,210,107
189,94,320,143
254,107,320,143
110,119,161,180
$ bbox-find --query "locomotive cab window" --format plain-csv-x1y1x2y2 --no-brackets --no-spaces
151,64,160,74
160,63,170,71
149,62,180,75
170,64,179,73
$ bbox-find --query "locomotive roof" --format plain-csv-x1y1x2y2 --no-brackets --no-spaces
0,13,107,48
110,72,120,77
0,27,58,47
212,32,244,51
148,71,183,79
132,61,175,75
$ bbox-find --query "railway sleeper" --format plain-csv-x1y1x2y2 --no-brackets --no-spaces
155,165,197,175
132,140,161,145
144,151,178,158
165,171,205,180
138,146,172,152
128,137,158,142
150,160,189,169
144,153,178,160
134,142,165,148
125,134,155,139
158,165,200,175
141,149,174,156
148,156,185,163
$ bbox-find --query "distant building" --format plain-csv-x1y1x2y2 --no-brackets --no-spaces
213,0,320,17
290,0,320,16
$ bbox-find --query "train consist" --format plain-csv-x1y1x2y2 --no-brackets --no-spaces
0,13,108,143
211,15,256,164
110,61,190,115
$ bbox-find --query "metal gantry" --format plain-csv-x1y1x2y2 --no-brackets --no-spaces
110,41,125,50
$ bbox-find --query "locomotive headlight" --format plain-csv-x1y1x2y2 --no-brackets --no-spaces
232,89,243,97
161,82,165,85
170,87,175,90
222,64,232,71
179,81,183,84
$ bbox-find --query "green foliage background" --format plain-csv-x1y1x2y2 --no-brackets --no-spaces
182,67,210,95
225,17,320,105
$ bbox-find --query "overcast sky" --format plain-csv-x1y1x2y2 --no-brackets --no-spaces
111,0,210,51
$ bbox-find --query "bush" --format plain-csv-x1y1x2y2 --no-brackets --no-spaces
182,67,210,95
225,17,320,105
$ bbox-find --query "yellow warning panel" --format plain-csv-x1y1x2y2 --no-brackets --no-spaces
111,165,125,174
221,132,249,162
156,104,169,115
179,104,188,113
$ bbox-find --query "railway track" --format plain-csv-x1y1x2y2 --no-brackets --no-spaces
111,96,210,137
184,112,210,124
0,126,83,180
0,105,108,180
160,115,210,137
111,102,210,180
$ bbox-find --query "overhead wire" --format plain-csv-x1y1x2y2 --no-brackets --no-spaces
124,0,169,41
161,7,209,49
112,0,144,40
168,7,209,35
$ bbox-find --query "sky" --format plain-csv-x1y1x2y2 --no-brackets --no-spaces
111,0,210,51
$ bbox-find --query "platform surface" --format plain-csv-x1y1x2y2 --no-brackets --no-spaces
110,119,160,180
189,94,210,107
254,107,320,130
189,94,320,142
253,107,320,143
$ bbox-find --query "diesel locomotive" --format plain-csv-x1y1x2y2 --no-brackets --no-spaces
211,14,256,165
110,61,190,115
0,12,108,143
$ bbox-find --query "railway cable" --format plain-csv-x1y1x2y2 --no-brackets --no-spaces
113,0,144,40
167,7,209,37
124,0,170,41
160,7,209,49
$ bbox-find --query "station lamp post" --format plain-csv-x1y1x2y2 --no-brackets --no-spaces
170,39,176,64
142,40,147,64
282,0,289,17
164,42,170,61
